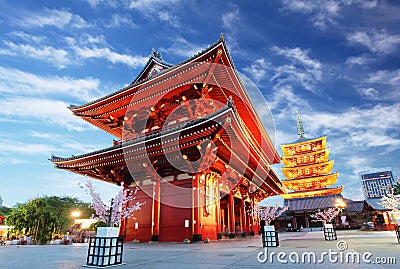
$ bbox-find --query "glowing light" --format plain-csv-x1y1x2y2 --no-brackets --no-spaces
71,211,81,218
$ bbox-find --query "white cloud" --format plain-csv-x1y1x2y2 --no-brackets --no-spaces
281,0,381,29
345,54,373,66
8,31,45,43
67,36,148,68
0,41,70,69
281,0,341,29
160,37,208,58
0,157,29,165
17,8,90,29
243,58,269,83
353,69,400,101
0,139,59,155
0,97,91,131
301,104,400,150
272,46,321,71
129,0,183,27
73,46,148,68
270,46,322,92
0,66,101,101
357,87,378,98
367,69,400,85
30,131,106,154
347,29,400,54
222,8,240,32
107,14,137,28
243,46,322,92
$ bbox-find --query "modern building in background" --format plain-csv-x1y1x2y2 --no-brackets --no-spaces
359,169,399,231
0,195,3,207
360,169,397,199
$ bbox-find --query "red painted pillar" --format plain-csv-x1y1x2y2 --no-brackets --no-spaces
240,198,247,234
192,174,201,240
151,180,161,241
228,192,235,237
216,184,221,238
386,212,393,231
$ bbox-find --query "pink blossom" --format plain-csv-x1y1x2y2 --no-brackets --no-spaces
79,180,144,225
310,208,340,223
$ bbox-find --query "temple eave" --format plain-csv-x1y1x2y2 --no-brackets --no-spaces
282,186,343,199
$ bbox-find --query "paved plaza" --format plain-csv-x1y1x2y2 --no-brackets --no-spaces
0,231,399,269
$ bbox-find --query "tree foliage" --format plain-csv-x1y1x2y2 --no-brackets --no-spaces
5,196,93,244
0,206,12,216
310,208,340,223
379,192,400,212
258,205,289,224
393,182,400,195
79,180,143,226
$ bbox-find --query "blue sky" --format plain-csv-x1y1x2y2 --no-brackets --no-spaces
0,0,399,207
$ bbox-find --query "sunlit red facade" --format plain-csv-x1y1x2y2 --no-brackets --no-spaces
51,37,287,242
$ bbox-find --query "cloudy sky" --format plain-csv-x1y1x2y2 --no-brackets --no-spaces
0,0,399,207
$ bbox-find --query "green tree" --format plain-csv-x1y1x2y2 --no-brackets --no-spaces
0,206,12,216
393,182,400,195
88,220,108,231
5,196,93,244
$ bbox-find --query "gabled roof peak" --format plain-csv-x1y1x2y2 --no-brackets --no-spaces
151,48,163,61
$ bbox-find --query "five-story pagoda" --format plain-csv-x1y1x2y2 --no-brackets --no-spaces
276,112,343,230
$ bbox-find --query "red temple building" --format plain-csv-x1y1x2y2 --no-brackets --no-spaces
275,112,344,230
51,36,287,242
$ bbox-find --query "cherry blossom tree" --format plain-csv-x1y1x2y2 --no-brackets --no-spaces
310,208,340,224
258,205,289,225
79,180,144,226
379,192,400,212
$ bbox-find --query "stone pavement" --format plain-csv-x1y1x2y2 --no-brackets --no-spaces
0,231,399,269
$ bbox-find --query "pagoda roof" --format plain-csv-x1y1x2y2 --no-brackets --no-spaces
283,194,349,211
282,147,330,160
281,186,343,199
282,160,334,179
282,172,339,190
281,136,326,147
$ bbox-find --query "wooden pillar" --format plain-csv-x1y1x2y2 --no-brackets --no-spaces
305,215,309,228
386,211,392,231
228,192,235,237
240,198,247,234
151,180,160,241
192,174,201,241
216,184,221,238
292,216,297,229
249,203,254,234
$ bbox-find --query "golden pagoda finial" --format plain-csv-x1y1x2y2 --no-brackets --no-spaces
296,111,305,139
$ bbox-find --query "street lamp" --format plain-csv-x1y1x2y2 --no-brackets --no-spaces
334,198,346,228
334,198,346,211
71,210,81,219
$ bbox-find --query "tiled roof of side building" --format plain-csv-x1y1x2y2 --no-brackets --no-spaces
343,200,366,213
284,195,351,211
